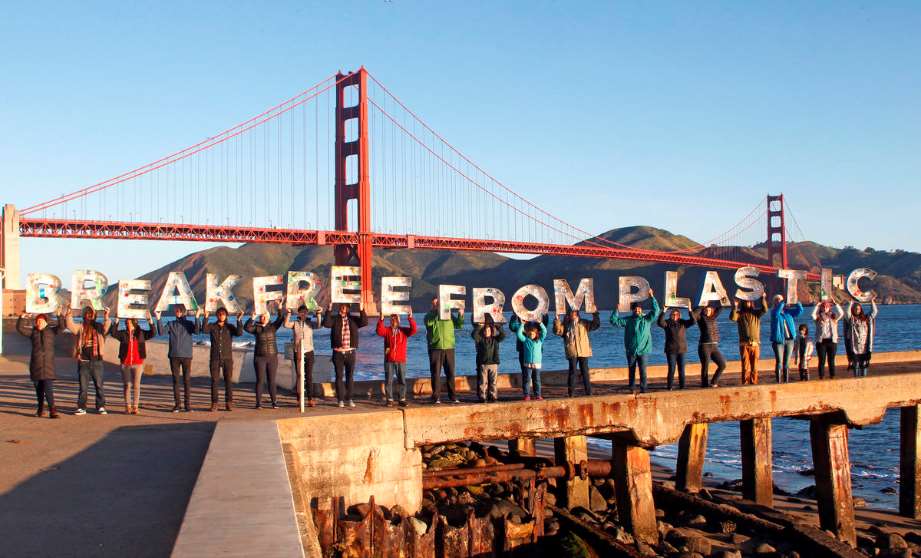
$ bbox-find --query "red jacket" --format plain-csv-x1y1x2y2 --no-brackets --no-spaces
375,316,417,363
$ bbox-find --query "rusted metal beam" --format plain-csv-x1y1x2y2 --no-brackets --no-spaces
900,405,921,519
741,417,774,507
676,423,708,493
549,505,646,558
809,415,857,547
422,465,566,490
425,462,525,477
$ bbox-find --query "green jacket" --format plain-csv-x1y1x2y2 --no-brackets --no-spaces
730,304,766,344
610,298,660,357
424,310,464,350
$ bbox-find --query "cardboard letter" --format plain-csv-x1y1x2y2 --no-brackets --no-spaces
331,266,361,304
846,268,877,302
777,268,807,304
206,273,242,313
734,266,765,301
116,280,151,319
25,273,62,314
553,278,596,315
820,268,845,300
664,271,692,310
511,284,549,322
472,287,506,323
286,272,321,311
71,269,108,311
253,275,284,315
438,284,466,319
698,271,731,307
381,276,412,316
155,272,199,312
618,276,651,313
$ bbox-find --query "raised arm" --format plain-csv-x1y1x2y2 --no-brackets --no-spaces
357,309,368,328
788,302,804,318
537,321,547,341
451,309,464,330
375,318,387,337
609,311,627,328
272,311,286,330
657,311,668,329
644,297,660,323
588,312,601,331
869,299,879,319
514,324,527,343
243,317,256,334
811,303,819,321
553,317,564,336
833,303,844,321
471,324,483,342
405,316,418,337
424,310,437,330
495,326,506,342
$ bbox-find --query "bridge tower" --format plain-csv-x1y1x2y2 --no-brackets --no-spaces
766,194,788,269
334,68,375,311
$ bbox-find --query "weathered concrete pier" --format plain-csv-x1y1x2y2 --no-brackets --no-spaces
171,351,921,556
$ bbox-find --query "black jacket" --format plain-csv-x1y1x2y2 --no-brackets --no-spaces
17,316,61,381
202,319,244,361
244,314,286,357
471,324,506,365
692,306,722,345
111,320,158,361
657,312,695,354
323,310,368,350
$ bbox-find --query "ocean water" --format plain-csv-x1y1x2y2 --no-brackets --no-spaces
160,303,919,510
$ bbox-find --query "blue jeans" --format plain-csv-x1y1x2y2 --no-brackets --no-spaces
627,353,649,393
772,340,794,383
77,359,105,410
384,362,407,401
666,352,686,389
522,366,541,397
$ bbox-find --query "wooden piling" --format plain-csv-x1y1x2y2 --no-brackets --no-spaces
612,439,658,545
741,417,774,507
809,415,856,546
900,405,921,519
676,423,708,493
553,435,590,508
508,437,536,457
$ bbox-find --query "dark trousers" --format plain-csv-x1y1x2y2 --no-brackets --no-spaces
666,352,686,389
698,344,726,387
209,358,234,404
332,351,356,402
627,353,649,393
567,357,592,396
254,355,278,405
77,359,105,410
854,351,872,376
816,339,837,379
429,348,456,401
294,351,315,402
169,357,192,409
34,380,55,412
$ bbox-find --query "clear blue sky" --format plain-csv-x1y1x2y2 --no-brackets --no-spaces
2,1,919,281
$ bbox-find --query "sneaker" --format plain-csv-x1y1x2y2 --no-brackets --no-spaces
307,399,316,408
172,405,180,413
98,407,107,415
386,400,394,407
452,398,461,404
271,402,278,409
184,406,192,413
209,404,218,412
49,409,60,419
399,400,408,408
75,408,87,416
433,399,442,405
348,400,356,408
524,395,531,401
536,395,543,401
338,401,345,408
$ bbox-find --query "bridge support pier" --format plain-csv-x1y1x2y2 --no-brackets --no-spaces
741,417,774,507
1,204,21,290
809,414,856,546
553,435,590,509
612,438,658,545
508,438,536,457
900,405,921,518
675,423,708,493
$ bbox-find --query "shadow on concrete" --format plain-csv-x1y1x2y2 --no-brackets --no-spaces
0,421,214,557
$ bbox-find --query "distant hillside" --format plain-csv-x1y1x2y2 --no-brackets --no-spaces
133,225,921,310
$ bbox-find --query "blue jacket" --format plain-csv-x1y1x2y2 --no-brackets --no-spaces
514,321,547,366
159,317,200,359
769,302,803,344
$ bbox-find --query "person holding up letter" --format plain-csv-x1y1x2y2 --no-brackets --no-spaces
424,297,464,404
554,308,600,397
512,317,547,400
769,294,803,383
110,311,158,414
244,302,287,409
844,296,878,377
376,312,417,406
657,307,695,390
17,310,67,418
286,305,322,408
692,303,726,388
610,289,660,393
66,306,112,415
730,293,768,385
811,298,844,379
157,304,201,412
202,307,244,411
323,303,368,408
471,315,505,403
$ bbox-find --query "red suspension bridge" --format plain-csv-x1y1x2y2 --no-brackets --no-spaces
2,67,818,307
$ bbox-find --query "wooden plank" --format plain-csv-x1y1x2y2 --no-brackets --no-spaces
809,416,856,547
900,405,921,518
612,441,658,545
741,417,774,507
675,423,708,493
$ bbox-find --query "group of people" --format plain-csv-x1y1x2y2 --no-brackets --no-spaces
15,289,880,418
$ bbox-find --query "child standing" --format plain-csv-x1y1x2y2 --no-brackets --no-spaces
512,317,547,401
794,324,815,381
